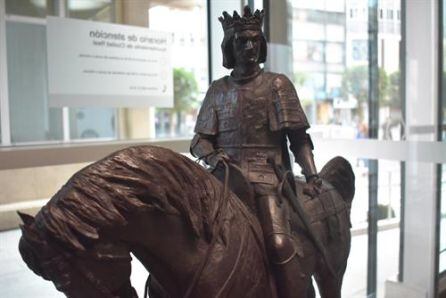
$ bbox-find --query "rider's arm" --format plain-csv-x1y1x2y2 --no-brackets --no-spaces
270,74,318,182
287,129,318,182
191,80,228,167
190,134,229,168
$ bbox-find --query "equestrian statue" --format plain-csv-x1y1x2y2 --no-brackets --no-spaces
18,6,355,298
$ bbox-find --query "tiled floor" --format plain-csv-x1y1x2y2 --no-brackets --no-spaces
1,228,398,297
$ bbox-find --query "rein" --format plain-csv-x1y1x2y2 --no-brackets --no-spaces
276,168,337,277
182,160,231,298
143,161,231,298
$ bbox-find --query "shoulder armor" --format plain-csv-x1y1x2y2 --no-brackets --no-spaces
270,74,310,131
194,82,218,135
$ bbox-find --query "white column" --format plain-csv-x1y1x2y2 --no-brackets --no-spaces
386,1,439,297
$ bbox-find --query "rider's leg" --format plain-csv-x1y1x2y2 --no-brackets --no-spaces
265,232,313,298
255,184,315,298
314,259,346,298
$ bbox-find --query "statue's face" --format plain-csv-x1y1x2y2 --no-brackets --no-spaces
232,30,262,66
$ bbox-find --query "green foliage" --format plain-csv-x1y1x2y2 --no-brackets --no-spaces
341,66,368,103
379,69,389,105
157,68,199,135
172,68,199,112
341,66,401,109
386,71,401,109
293,71,308,88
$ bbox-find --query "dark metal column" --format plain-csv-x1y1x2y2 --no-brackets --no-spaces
435,1,445,296
367,0,379,296
263,0,270,42
398,0,407,283
207,0,212,84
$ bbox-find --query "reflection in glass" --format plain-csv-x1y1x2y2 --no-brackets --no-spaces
300,155,401,297
291,3,401,296
68,0,114,21
156,68,199,137
4,0,207,144
69,108,116,140
6,0,57,17
440,0,446,275
66,0,117,141
148,2,208,138
291,0,401,140
6,22,63,143
440,166,446,273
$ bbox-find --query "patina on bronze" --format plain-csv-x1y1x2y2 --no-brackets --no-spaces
18,145,353,298
18,7,354,298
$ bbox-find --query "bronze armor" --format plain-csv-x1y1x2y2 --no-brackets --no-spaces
193,70,310,185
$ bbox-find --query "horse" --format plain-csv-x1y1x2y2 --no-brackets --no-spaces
18,145,354,298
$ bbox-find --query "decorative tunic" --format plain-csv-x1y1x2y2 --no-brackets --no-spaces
193,70,310,185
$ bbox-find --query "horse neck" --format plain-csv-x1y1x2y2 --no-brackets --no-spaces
121,210,210,297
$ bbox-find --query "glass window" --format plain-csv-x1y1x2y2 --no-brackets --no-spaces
292,0,325,11
326,42,344,64
325,0,345,13
5,0,56,17
293,22,325,41
352,39,368,61
291,2,402,297
387,9,393,20
293,41,325,63
307,41,324,62
326,73,342,96
66,0,118,141
2,0,208,145
326,24,345,42
6,22,63,143
293,41,309,61
68,0,114,21
440,165,446,273
148,2,208,138
440,0,446,275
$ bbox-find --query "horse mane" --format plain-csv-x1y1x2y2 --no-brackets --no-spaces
35,146,224,251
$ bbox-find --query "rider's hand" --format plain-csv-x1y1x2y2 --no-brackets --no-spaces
303,175,322,198
207,150,230,168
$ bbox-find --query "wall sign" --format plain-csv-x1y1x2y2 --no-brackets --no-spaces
47,17,173,107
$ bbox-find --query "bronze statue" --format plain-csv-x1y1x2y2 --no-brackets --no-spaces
19,145,353,298
18,7,355,298
191,6,328,298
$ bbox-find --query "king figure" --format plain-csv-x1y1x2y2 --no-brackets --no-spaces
190,6,322,298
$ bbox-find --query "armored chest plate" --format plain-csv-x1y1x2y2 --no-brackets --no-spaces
214,74,280,148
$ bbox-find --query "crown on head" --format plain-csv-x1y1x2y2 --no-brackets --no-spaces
219,6,264,34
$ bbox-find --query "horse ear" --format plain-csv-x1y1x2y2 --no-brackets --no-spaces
17,211,35,226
